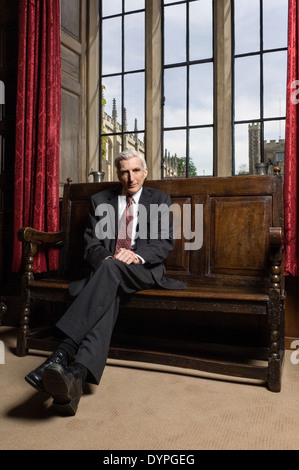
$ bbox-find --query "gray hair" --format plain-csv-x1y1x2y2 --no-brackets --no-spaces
114,148,147,171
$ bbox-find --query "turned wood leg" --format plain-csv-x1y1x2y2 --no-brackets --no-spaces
16,299,31,357
16,241,37,357
267,289,282,392
268,331,281,392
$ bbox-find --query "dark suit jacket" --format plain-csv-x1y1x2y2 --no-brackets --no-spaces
69,184,186,295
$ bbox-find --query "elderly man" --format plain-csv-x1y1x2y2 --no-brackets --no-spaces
25,149,185,416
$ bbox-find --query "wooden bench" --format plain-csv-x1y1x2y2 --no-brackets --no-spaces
16,175,285,392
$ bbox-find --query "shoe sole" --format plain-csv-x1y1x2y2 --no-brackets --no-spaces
43,365,81,416
43,366,71,403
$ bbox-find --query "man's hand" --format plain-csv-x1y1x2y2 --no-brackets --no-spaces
113,248,142,265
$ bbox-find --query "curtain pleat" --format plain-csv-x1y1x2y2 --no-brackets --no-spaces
12,0,61,273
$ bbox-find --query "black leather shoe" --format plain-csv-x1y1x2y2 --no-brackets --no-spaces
43,363,84,416
25,350,69,392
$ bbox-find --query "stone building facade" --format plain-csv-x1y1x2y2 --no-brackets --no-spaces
248,122,285,175
101,99,180,181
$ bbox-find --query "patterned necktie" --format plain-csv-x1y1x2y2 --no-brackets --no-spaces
115,196,134,252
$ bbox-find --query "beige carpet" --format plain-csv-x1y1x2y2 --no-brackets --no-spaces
1,326,299,450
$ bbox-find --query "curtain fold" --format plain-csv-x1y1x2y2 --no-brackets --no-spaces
12,0,61,273
284,0,299,275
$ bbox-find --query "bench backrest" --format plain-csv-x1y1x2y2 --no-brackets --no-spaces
59,175,283,289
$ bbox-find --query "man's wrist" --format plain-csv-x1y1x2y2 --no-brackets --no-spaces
135,254,145,264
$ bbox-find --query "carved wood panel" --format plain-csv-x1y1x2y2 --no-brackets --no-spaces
165,196,191,273
210,196,272,277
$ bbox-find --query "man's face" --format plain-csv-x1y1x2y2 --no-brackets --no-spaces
117,156,148,195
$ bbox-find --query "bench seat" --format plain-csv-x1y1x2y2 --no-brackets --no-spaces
27,278,270,302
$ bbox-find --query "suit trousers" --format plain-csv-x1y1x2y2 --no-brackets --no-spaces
56,258,156,384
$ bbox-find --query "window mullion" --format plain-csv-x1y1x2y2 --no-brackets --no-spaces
122,0,125,150
214,0,233,176
186,0,190,177
145,0,163,180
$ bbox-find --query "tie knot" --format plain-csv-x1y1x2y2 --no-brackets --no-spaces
126,195,133,206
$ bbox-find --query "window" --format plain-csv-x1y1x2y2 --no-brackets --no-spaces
98,0,288,181
100,0,145,180
162,0,214,178
233,0,288,175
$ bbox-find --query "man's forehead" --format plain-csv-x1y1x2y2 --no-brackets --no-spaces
119,157,143,170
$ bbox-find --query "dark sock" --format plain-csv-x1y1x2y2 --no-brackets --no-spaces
58,337,78,364
73,362,88,385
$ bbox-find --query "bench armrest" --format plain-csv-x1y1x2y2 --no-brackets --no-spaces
18,227,65,282
269,227,283,247
18,227,65,246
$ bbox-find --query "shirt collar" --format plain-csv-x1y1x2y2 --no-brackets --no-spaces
121,187,143,204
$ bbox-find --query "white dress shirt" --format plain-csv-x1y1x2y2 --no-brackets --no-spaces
116,188,145,263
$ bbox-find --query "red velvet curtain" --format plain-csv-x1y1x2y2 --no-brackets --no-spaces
12,0,61,273
285,0,299,275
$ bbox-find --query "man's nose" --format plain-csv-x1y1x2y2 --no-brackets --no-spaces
128,171,134,181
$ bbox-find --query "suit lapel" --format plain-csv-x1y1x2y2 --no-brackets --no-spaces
106,185,121,252
139,186,152,211
135,186,152,249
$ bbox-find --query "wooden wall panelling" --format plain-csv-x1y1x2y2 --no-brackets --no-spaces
60,0,87,193
164,196,191,273
210,196,271,277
